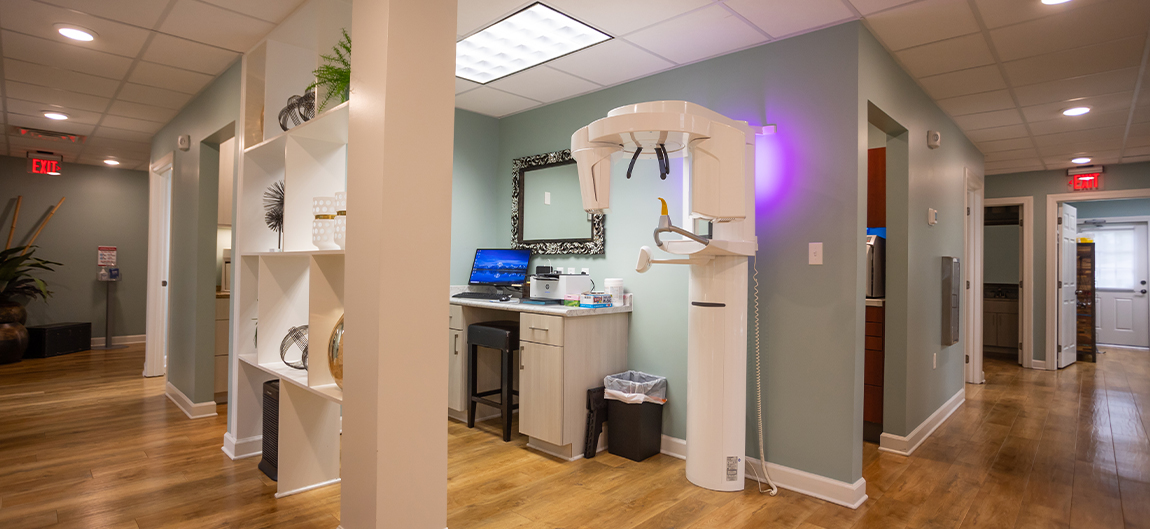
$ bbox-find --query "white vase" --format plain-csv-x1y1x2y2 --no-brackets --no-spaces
313,196,336,217
334,216,346,249
312,219,338,250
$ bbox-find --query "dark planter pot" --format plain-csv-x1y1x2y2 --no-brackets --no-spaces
0,300,27,325
0,322,28,365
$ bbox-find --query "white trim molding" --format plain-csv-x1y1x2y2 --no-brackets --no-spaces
983,196,1035,370
880,388,965,456
166,381,218,419
745,456,868,509
90,334,147,348
275,477,341,499
659,435,867,509
222,432,262,460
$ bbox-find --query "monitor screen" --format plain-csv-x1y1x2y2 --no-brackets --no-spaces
468,249,531,285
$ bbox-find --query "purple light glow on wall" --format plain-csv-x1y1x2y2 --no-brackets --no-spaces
754,130,793,212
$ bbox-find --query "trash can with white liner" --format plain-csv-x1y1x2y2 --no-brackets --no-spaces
604,370,667,462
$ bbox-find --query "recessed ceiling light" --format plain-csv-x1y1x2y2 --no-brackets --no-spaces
455,3,611,84
55,24,96,42
43,111,69,120
1041,0,1072,4
1071,157,1091,164
1062,106,1090,116
104,159,120,166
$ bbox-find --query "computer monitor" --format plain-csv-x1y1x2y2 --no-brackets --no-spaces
468,248,531,286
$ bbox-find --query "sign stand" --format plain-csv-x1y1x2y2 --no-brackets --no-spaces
94,246,126,351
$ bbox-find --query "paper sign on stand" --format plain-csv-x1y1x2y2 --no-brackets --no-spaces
98,246,117,267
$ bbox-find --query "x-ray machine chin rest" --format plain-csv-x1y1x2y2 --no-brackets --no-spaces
571,101,763,492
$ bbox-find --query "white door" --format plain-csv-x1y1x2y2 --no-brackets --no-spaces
1081,222,1149,347
144,164,172,377
1057,204,1077,368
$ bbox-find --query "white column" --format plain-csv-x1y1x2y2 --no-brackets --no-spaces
341,0,456,527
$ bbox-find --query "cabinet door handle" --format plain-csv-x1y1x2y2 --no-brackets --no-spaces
529,326,549,331
520,347,525,370
453,334,459,355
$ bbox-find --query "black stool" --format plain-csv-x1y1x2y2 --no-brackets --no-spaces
466,321,520,441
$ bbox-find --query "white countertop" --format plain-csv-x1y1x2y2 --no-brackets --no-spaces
450,297,632,317
866,298,885,307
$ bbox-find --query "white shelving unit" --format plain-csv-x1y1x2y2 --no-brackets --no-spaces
227,0,351,499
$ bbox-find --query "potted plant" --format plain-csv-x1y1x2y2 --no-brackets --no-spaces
0,246,60,364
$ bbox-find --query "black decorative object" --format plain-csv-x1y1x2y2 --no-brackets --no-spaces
280,324,308,370
511,149,605,255
263,181,285,250
277,88,316,131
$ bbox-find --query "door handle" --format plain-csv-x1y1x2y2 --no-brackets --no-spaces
1141,289,1147,295
161,280,167,287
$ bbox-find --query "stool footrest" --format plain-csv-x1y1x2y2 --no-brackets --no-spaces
472,396,520,411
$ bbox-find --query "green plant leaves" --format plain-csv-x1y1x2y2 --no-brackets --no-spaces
308,28,352,112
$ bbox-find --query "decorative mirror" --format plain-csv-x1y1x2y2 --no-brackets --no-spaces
511,149,605,255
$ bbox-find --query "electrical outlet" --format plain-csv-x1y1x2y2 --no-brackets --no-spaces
581,268,590,275
933,353,937,369
567,267,576,274
544,191,551,205
808,243,823,265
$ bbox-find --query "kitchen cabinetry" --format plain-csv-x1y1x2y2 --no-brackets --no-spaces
1077,243,1097,362
983,296,1019,357
864,303,884,443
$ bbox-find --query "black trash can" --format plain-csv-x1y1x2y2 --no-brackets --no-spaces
604,371,667,462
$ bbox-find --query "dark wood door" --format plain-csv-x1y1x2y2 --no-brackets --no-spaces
868,148,886,228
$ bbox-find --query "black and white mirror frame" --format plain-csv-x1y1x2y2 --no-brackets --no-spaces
511,149,605,255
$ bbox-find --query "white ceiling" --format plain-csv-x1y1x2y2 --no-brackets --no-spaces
0,0,307,170
5,0,1147,175
456,0,1150,175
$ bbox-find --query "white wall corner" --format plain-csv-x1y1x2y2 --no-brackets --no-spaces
90,334,147,347
222,431,262,460
879,388,965,456
165,381,218,419
745,456,868,509
660,434,687,460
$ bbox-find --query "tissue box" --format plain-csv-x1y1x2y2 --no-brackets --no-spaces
580,292,612,308
563,295,581,307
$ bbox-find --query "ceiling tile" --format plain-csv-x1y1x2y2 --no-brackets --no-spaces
117,83,193,110
864,0,979,51
1037,140,1123,156
984,148,1040,162
964,124,1029,143
1002,36,1145,87
36,0,170,29
455,78,480,95
1,30,132,79
1123,145,1150,157
84,136,151,154
198,0,308,24
79,154,146,166
984,158,1046,172
6,80,110,112
142,34,240,76
159,0,275,53
848,0,919,16
0,0,151,58
625,5,768,65
456,0,532,38
547,0,711,37
1012,67,1139,107
5,98,102,125
952,108,1023,130
547,39,674,86
107,100,177,123
1020,91,1134,123
7,112,94,136
1132,105,1150,124
1125,135,1150,148
1033,126,1126,147
917,65,1007,100
100,115,165,134
978,137,1036,153
454,87,540,117
488,67,600,104
937,90,1015,116
128,62,214,95
895,33,994,78
726,0,855,38
91,126,153,143
1128,121,1150,137
3,59,120,98
1041,151,1120,166
1026,109,1131,136
989,0,1150,62
975,0,1115,30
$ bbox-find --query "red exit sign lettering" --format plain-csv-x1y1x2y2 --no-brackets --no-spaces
1069,172,1101,191
27,158,61,175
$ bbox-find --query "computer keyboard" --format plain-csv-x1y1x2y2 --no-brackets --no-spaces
452,292,504,300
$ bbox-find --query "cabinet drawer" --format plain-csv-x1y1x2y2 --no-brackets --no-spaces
864,384,883,423
864,349,884,386
865,306,884,323
448,305,463,331
865,322,883,338
521,313,564,347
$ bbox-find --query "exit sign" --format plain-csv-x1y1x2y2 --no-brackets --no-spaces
1067,166,1103,192
28,158,62,175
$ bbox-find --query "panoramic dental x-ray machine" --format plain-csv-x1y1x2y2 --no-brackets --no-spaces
572,101,776,493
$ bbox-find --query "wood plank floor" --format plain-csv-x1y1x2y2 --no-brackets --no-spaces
2,344,1149,527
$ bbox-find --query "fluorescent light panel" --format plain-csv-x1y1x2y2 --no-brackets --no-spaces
1071,157,1091,164
456,3,610,84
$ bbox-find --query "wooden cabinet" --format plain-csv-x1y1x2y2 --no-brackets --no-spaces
867,148,886,228
447,330,464,412
864,304,884,443
1077,243,1097,361
519,341,564,445
983,298,1019,354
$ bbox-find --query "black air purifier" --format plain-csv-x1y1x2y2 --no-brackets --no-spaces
258,380,280,481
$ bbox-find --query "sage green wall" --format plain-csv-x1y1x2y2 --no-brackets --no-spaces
986,161,1150,362
150,61,240,404
451,109,503,284
1070,198,1150,218
858,28,982,437
0,156,148,338
984,225,1021,284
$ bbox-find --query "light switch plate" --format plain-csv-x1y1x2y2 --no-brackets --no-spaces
809,243,823,265
545,191,551,205
928,208,938,226
567,268,576,274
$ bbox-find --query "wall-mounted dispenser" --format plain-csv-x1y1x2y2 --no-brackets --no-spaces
941,257,960,346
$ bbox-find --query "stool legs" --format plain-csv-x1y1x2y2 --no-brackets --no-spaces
467,343,478,429
501,347,513,442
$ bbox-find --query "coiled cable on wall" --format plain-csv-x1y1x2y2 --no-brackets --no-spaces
747,256,779,496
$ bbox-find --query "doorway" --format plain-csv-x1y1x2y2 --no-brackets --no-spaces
144,154,173,378
1074,208,1150,349
975,197,1034,380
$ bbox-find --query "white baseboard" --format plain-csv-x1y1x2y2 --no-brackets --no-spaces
657,434,866,509
91,334,146,347
165,382,218,419
222,432,262,460
275,477,341,498
745,456,868,509
1031,359,1046,370
879,388,965,456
